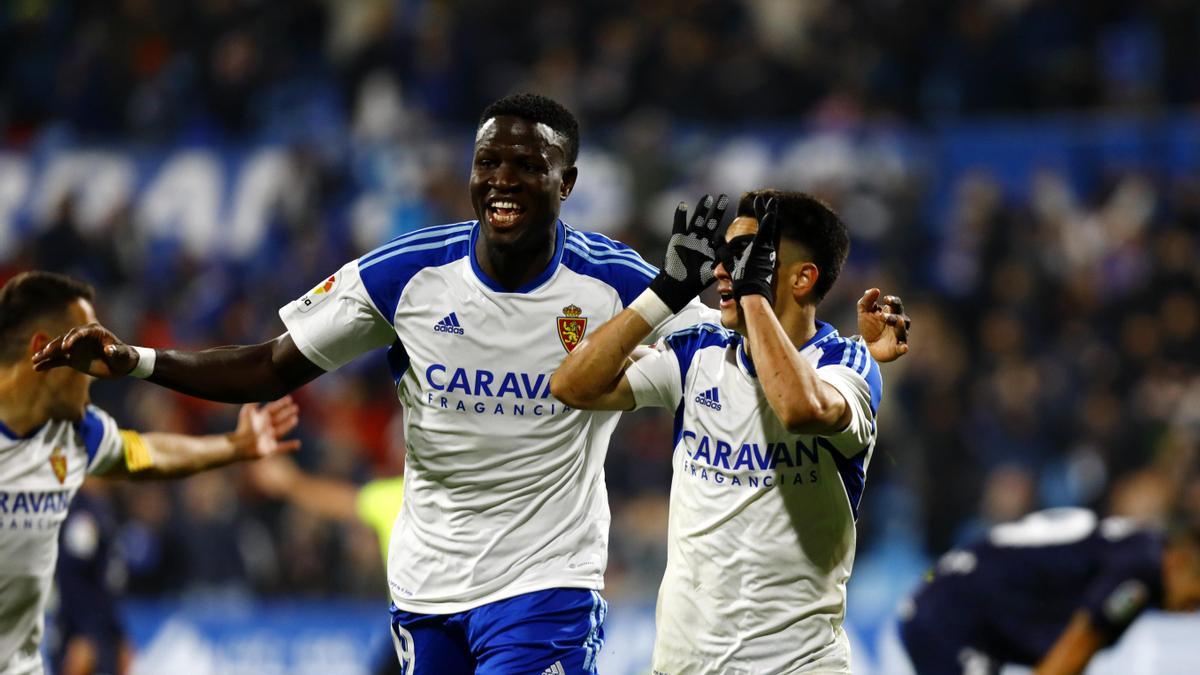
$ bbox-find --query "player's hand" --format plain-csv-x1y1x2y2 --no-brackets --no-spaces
230,396,301,461
31,323,139,377
648,193,728,312
857,288,910,363
722,195,780,305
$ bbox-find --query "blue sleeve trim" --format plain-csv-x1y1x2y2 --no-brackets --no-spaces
76,407,107,467
386,340,410,385
560,227,657,307
357,223,475,325
823,439,869,520
817,337,884,415
663,323,736,392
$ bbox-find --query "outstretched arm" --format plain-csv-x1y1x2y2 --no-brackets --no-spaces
33,326,323,403
99,397,301,479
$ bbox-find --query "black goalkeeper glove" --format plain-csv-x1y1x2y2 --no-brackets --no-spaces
648,193,728,312
720,195,780,305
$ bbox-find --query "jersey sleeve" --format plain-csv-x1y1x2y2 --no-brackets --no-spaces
78,406,126,475
1079,534,1163,643
625,342,684,410
815,339,883,457
647,298,720,344
278,260,397,372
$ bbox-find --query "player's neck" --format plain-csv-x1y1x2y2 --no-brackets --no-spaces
775,300,818,350
474,227,557,291
0,368,46,436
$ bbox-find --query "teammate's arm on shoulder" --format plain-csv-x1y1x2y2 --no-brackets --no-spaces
33,323,323,403
1034,611,1106,675
146,332,323,403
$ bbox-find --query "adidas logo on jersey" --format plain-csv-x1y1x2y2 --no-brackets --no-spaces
694,386,722,410
434,312,465,335
540,662,566,675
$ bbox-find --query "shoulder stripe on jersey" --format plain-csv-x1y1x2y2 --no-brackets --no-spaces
563,242,656,279
360,234,472,272
359,222,474,266
565,239,657,274
565,231,658,273
568,228,627,251
76,407,107,467
663,323,737,393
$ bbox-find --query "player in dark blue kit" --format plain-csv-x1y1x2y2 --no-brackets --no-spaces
49,483,131,675
891,508,1200,675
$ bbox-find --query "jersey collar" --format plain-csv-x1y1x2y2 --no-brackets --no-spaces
0,417,42,441
737,319,838,379
468,219,566,294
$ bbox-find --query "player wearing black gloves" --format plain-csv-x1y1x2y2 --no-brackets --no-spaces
552,188,907,672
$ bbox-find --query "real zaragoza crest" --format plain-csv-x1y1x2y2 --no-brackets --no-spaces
49,446,67,484
557,304,588,353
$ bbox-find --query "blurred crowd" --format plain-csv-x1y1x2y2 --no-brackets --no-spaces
4,0,1200,144
1,0,1199,627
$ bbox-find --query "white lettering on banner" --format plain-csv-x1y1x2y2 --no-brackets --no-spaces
228,150,288,257
34,151,135,232
137,150,222,257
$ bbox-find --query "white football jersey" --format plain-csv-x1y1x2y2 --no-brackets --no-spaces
279,220,714,613
626,321,881,674
0,407,124,675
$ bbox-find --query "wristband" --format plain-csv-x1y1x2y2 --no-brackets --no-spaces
628,289,673,328
130,346,157,379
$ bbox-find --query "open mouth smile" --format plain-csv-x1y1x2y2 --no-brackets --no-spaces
486,199,526,228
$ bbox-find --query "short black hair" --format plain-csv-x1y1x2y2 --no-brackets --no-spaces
737,190,849,302
478,93,580,165
0,271,95,364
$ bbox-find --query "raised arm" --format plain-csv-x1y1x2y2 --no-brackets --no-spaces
32,325,323,403
731,197,850,435
551,194,726,410
98,397,301,479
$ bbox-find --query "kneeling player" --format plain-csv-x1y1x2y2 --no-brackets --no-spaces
890,507,1200,675
553,191,897,673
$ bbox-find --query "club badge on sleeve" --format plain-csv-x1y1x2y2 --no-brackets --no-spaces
557,304,588,353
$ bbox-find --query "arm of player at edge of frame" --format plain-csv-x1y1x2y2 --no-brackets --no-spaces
31,324,325,404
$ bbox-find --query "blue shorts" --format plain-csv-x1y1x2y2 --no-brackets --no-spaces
389,588,607,675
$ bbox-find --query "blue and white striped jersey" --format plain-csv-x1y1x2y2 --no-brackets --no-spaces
625,320,882,674
278,220,714,614
0,407,125,675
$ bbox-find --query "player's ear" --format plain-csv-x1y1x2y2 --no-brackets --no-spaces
27,332,50,358
560,165,578,201
790,262,819,302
